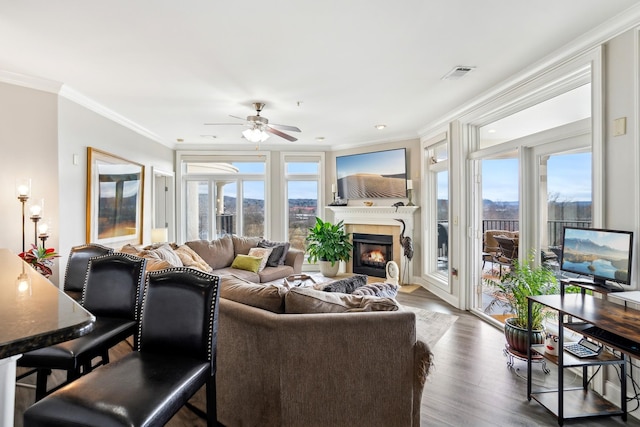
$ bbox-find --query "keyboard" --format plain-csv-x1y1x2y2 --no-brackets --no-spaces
564,339,601,358
582,326,640,354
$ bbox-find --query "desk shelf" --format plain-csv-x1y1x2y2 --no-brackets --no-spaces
526,294,635,425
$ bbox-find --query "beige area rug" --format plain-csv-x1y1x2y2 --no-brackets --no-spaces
402,305,458,348
398,284,421,294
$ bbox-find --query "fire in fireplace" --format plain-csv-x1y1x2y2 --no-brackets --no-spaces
352,233,393,278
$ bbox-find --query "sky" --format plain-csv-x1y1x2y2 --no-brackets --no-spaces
481,152,592,202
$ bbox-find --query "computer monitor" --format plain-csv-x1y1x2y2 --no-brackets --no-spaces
560,227,633,288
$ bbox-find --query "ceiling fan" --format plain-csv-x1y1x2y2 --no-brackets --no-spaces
205,102,301,142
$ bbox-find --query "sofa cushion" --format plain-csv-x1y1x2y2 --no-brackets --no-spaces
173,245,213,273
220,275,286,313
352,282,399,298
258,240,290,266
186,235,234,270
232,235,263,256
284,287,399,313
322,274,368,294
258,265,295,283
214,267,260,283
231,254,263,273
248,247,273,272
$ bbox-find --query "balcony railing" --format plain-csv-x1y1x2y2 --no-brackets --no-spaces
482,219,592,247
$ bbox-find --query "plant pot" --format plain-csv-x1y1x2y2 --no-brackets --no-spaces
504,317,545,355
319,260,340,277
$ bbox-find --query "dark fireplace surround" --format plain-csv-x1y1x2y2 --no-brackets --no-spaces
352,233,393,278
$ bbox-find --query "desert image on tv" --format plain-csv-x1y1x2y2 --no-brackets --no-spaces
336,149,407,199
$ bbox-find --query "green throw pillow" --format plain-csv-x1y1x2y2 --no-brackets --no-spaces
231,254,263,273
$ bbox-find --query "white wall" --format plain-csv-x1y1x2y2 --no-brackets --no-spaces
0,81,176,286
57,97,174,283
0,82,59,277
604,29,638,232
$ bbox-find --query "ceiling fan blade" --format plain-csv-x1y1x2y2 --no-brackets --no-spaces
269,123,301,132
265,125,298,142
229,114,248,121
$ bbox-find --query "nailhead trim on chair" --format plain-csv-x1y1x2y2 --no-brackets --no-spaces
81,253,147,312
64,243,113,293
138,267,220,359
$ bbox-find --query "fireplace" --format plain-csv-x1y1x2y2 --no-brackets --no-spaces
352,233,393,278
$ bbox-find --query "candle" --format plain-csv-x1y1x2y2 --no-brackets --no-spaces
17,185,29,196
331,184,336,193
38,223,49,234
406,180,413,190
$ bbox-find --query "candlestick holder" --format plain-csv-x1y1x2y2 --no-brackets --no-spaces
406,189,415,206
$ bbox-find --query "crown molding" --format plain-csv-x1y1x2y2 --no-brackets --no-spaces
0,69,62,94
58,86,168,146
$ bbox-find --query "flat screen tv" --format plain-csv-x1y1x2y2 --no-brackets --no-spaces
336,148,407,199
560,227,633,288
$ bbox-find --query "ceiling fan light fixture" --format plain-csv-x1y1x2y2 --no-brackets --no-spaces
243,128,270,143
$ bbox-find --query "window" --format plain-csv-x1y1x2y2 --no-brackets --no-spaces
181,156,267,240
283,155,323,252
424,136,450,283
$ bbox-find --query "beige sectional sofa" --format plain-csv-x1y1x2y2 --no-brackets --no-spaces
216,275,433,427
121,234,303,283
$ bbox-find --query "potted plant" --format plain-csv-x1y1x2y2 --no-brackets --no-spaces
485,251,558,354
305,217,353,277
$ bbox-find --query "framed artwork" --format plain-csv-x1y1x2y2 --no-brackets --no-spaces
336,148,407,199
86,147,144,246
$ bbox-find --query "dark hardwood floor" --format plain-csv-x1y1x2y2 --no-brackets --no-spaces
14,286,640,426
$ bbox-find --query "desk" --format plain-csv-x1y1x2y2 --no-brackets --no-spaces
527,294,640,425
0,249,94,426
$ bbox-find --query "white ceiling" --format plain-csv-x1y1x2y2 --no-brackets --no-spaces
0,1,638,150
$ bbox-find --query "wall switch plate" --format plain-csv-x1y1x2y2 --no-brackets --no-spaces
73,154,79,165
613,117,626,136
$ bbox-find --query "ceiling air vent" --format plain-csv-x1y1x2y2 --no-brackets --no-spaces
442,66,476,80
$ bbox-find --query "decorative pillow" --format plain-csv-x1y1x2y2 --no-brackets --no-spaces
138,243,183,267
322,274,368,294
145,259,173,271
173,244,213,272
230,254,263,273
285,287,399,313
220,274,287,313
258,240,290,266
248,247,273,272
232,235,263,256
119,244,143,255
352,282,399,299
186,235,234,270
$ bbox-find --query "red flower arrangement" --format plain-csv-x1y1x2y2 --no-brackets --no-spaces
19,244,60,277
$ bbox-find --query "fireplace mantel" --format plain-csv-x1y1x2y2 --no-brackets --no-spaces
326,206,419,225
327,205,419,283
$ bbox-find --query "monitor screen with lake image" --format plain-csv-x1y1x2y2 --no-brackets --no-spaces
336,148,407,199
560,227,633,287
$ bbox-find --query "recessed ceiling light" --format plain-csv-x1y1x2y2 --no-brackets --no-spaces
177,138,184,143
316,137,325,142
375,124,386,130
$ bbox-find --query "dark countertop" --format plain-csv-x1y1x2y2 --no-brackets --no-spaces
0,248,95,359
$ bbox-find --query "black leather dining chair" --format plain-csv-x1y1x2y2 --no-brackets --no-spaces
63,243,114,301
18,252,146,401
24,267,221,427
